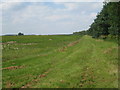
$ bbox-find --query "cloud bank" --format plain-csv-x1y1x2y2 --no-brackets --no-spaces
2,2,103,35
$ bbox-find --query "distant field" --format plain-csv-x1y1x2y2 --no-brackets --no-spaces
2,35,118,88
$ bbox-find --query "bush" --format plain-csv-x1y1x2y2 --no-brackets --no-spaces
18,32,24,36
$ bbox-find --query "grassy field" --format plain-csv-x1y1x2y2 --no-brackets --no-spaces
2,35,118,88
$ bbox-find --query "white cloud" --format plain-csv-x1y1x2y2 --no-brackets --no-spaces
11,3,79,23
52,0,103,2
2,2,103,35
1,0,104,2
0,2,22,10
90,12,97,17
12,3,50,23
62,3,79,11
44,15,71,22
91,2,104,9
2,0,119,3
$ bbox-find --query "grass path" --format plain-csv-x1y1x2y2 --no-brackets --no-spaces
2,35,118,88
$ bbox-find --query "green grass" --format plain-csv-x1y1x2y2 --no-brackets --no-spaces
2,35,118,88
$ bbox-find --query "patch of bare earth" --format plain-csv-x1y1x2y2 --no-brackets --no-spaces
3,65,25,70
58,40,79,52
6,82,14,88
78,67,96,88
67,40,79,47
21,69,51,88
2,41,37,46
1,41,16,45
58,46,67,52
18,43,37,46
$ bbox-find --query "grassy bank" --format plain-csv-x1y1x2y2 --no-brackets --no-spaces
2,35,118,88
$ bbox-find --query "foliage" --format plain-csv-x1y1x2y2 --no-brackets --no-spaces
73,30,87,36
88,2,119,38
18,32,24,36
73,2,120,39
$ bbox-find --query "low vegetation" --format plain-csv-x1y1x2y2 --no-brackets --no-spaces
2,35,118,88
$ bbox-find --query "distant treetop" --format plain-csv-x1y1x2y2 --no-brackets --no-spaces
18,32,24,36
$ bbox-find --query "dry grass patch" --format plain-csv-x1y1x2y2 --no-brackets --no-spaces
103,47,118,54
95,40,103,42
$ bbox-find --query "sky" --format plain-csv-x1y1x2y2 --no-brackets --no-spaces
1,1,104,35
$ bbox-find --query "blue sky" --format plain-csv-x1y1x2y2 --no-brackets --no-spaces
1,2,103,35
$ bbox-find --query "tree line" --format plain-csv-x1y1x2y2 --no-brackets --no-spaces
73,2,120,39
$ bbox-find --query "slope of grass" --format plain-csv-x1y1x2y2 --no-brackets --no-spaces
2,35,118,88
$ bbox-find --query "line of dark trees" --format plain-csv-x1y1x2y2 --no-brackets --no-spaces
73,1,120,39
